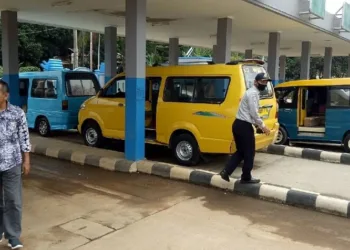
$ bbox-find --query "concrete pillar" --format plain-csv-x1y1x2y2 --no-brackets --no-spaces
216,18,232,63
125,0,146,161
104,26,117,83
323,47,333,79
347,55,350,77
169,38,179,65
1,11,19,106
300,41,311,80
267,32,280,86
245,49,253,59
279,55,286,83
212,45,218,62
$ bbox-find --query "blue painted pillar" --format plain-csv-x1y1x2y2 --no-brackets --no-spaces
104,26,117,84
125,0,146,161
267,32,280,86
1,11,19,106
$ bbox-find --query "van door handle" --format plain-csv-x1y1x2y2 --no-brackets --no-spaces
118,103,124,107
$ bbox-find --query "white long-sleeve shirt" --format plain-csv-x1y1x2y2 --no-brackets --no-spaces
236,86,265,129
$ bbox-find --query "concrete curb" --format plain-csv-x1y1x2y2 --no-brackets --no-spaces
262,144,350,165
31,144,350,219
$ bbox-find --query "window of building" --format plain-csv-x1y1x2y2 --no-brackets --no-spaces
329,87,350,107
163,77,230,103
31,79,58,99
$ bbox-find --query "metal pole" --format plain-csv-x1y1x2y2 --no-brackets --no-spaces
90,32,93,70
73,29,79,68
97,34,101,70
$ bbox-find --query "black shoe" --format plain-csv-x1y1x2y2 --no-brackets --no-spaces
220,170,230,182
240,178,260,184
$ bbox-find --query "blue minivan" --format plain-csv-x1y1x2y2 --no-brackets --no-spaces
19,71,100,136
275,78,350,152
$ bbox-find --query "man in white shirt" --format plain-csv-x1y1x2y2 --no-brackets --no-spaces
220,73,271,184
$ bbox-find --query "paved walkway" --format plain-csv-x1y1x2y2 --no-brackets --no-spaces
20,155,350,250
30,133,350,200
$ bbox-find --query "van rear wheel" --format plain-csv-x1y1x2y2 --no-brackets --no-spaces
83,122,103,148
171,134,201,166
37,117,50,137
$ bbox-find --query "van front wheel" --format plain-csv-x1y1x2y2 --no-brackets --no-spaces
275,127,288,145
83,122,103,148
171,134,201,166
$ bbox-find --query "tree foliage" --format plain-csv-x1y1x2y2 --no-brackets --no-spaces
0,22,72,67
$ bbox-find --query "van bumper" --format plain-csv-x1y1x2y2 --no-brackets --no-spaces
255,122,279,150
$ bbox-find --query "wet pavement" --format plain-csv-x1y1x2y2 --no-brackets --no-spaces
11,154,350,249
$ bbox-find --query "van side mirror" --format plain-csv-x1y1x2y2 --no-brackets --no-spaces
284,98,292,104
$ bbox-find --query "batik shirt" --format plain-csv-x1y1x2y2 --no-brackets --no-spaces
0,103,31,171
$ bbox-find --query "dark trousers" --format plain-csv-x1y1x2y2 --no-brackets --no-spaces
224,119,255,180
0,165,22,240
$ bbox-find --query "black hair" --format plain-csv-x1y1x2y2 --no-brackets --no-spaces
0,79,9,93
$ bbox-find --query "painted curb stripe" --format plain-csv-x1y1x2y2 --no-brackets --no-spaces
31,147,350,218
301,149,322,161
58,149,73,161
265,144,350,166
266,145,285,155
84,154,102,168
286,189,318,208
340,154,350,165
152,163,173,178
234,182,262,197
189,170,214,186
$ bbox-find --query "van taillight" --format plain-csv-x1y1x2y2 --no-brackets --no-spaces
62,100,68,110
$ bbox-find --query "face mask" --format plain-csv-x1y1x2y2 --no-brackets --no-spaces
257,83,267,91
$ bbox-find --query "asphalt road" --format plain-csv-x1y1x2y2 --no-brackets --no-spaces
13,154,350,249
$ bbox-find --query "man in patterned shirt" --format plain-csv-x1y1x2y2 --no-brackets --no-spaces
0,79,31,249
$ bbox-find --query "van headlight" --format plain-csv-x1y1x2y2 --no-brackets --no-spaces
80,103,86,110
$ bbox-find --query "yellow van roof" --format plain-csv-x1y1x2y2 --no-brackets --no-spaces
118,60,265,77
276,78,350,88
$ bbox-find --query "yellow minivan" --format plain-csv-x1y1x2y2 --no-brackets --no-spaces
78,59,279,165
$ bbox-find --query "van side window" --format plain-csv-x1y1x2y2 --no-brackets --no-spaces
101,78,126,98
19,78,29,96
275,88,297,109
31,79,58,99
67,79,97,97
329,87,350,107
163,77,230,104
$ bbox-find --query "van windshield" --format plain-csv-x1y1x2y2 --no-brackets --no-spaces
242,65,274,99
65,72,101,97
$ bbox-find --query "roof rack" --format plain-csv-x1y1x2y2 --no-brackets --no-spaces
226,59,265,65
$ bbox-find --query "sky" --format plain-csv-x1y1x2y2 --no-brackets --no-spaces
326,0,350,13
